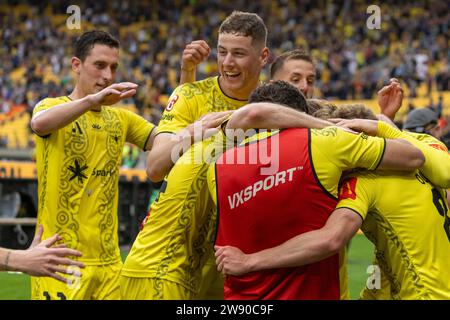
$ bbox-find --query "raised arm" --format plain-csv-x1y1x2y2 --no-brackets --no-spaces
377,78,403,121
215,208,362,276
179,40,210,85
31,82,137,136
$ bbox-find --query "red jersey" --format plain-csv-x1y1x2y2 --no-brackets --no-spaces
215,128,340,300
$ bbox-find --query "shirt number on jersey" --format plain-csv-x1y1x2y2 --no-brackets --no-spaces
165,95,179,112
432,188,450,242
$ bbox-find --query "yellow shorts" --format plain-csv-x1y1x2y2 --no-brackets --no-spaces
120,276,194,300
31,261,122,300
195,261,224,300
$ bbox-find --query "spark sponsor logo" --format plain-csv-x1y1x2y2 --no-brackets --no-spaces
227,166,302,210
161,114,174,121
92,168,114,177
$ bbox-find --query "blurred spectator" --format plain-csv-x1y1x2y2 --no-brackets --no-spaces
403,107,442,139
0,0,448,112
0,134,7,147
122,143,140,169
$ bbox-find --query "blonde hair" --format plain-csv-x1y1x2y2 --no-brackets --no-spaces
309,99,337,118
309,100,377,120
334,104,377,120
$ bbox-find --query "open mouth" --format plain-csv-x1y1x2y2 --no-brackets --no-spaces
224,71,241,79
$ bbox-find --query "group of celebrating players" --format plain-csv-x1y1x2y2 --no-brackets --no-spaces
1,10,448,300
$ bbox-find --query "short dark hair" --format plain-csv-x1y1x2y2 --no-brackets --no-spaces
249,80,308,113
219,11,267,47
74,30,120,61
270,49,314,79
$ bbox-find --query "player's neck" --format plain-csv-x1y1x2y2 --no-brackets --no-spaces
68,86,88,101
218,77,254,101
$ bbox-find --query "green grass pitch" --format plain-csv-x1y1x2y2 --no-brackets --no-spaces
0,234,374,300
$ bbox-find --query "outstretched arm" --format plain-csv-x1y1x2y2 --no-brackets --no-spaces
0,225,85,283
215,208,362,276
146,111,232,182
333,118,450,188
225,102,333,142
31,82,138,136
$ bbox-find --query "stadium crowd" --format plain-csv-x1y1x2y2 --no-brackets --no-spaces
0,0,449,121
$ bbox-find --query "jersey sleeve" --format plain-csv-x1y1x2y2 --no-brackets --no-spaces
32,97,71,137
123,109,155,151
377,121,450,188
336,175,372,220
33,97,66,115
313,126,386,171
156,84,196,134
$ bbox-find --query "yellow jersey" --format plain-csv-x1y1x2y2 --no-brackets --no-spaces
376,122,450,188
33,96,154,265
337,171,450,299
157,76,246,134
355,127,450,299
123,76,246,295
122,132,228,294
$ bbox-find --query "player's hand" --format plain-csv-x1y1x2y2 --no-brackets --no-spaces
89,82,138,109
214,245,252,276
330,118,379,136
181,40,211,72
186,110,234,141
378,78,403,121
16,224,85,283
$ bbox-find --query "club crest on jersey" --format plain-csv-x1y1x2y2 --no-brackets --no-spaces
166,94,179,112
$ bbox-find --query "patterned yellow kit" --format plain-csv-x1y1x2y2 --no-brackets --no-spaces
121,76,245,299
32,96,154,299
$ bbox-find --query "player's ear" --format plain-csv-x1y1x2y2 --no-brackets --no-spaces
260,47,270,67
71,56,82,75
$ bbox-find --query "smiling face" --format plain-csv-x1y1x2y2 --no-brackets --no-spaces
272,58,316,98
217,33,269,100
72,44,119,96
